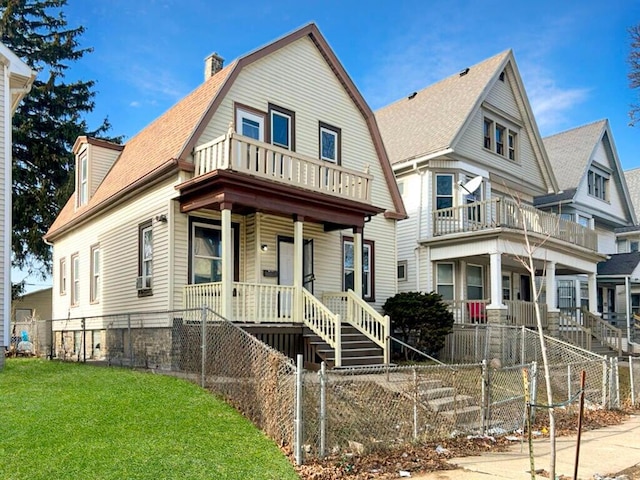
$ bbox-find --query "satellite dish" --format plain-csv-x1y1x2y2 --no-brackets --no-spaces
459,175,483,195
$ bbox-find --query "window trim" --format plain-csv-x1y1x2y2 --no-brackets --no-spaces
318,121,341,164
70,252,79,307
59,257,67,296
138,220,153,297
234,102,266,141
397,260,408,282
77,150,88,207
267,103,296,151
342,236,375,302
90,244,100,304
435,173,455,212
187,217,240,284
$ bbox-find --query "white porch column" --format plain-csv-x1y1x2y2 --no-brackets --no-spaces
488,252,503,308
294,216,304,321
353,227,363,298
588,272,598,315
221,204,233,320
545,261,557,311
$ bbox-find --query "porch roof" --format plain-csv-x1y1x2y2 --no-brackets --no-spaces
176,169,385,229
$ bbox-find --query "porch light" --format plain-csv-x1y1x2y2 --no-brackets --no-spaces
261,244,269,252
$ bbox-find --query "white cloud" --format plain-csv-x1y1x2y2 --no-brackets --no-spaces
129,100,141,107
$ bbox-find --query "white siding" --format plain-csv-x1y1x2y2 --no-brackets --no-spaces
597,228,616,255
89,144,120,197
52,178,179,324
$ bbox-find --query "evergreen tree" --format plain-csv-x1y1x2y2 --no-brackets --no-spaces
0,0,119,278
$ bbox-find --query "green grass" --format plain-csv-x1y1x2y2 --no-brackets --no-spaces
0,359,299,480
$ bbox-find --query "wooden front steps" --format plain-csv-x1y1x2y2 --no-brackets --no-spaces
304,324,385,368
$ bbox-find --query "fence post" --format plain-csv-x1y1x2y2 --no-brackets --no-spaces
613,357,620,409
602,359,608,408
201,306,207,389
413,367,418,440
530,361,538,420
82,318,86,363
319,362,326,459
631,356,636,406
567,364,572,403
481,360,488,433
127,314,132,368
295,354,304,465
49,319,54,360
521,325,525,364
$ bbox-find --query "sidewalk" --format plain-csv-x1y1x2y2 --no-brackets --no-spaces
414,414,640,479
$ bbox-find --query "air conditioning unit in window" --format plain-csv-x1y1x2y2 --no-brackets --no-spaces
136,276,152,291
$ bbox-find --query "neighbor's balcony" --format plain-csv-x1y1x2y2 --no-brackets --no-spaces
193,132,372,204
432,198,598,251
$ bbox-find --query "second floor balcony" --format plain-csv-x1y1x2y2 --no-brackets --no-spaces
432,197,598,251
192,132,373,205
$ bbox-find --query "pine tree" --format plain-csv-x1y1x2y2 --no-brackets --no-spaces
0,0,120,279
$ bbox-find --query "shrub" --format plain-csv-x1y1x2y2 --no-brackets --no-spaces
383,291,454,358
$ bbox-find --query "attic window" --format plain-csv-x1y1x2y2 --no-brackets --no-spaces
499,71,505,82
78,151,88,206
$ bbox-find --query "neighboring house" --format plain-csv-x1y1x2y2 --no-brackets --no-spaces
0,43,35,368
11,287,52,355
376,50,605,330
44,24,405,368
535,119,637,330
622,167,640,318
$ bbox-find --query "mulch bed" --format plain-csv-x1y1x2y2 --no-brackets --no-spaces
291,408,631,479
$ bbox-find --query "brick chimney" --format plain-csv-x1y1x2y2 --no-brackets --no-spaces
204,52,224,80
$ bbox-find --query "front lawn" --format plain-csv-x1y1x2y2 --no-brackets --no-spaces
0,359,299,480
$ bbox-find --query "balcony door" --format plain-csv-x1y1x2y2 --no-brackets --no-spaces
278,237,314,317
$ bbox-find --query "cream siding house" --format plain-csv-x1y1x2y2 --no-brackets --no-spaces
0,43,35,368
536,119,637,332
45,24,405,368
376,50,604,330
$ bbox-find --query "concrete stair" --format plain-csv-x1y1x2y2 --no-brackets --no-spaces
417,378,482,426
304,324,385,368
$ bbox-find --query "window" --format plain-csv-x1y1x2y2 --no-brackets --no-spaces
397,260,407,282
436,174,454,211
78,151,88,206
587,170,609,201
467,265,484,300
319,122,341,164
138,221,153,295
495,124,505,155
578,215,590,228
436,263,454,300
189,218,239,284
502,274,511,301
71,253,79,306
632,241,639,252
59,257,67,295
508,131,516,160
235,105,265,141
483,119,493,149
343,237,374,301
268,104,295,150
90,245,100,303
632,294,640,315
397,180,404,196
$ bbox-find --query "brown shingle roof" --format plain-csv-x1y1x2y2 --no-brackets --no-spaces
45,62,236,239
375,50,511,165
542,119,607,191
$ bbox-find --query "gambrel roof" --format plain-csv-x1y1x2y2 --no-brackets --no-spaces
539,119,636,224
46,23,405,240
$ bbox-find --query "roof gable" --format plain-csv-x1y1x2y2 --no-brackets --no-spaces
46,23,405,239
543,119,636,224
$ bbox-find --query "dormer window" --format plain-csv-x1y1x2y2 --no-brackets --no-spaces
78,151,88,206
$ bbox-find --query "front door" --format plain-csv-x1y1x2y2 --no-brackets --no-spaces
278,237,314,317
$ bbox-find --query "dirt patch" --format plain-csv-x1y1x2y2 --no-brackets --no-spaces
292,409,631,480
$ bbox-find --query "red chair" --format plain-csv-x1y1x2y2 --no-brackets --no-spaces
467,301,486,324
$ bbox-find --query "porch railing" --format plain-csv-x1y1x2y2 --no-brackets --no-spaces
302,288,342,367
558,314,592,351
322,290,391,364
504,300,548,328
445,299,548,328
583,309,623,357
432,197,598,250
193,132,372,203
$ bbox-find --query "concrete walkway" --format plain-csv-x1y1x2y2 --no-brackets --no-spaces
414,414,640,480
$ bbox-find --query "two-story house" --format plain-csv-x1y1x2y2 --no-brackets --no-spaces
535,120,637,335
0,42,34,368
376,50,605,332
43,24,405,368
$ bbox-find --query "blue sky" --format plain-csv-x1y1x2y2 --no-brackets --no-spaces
16,0,640,291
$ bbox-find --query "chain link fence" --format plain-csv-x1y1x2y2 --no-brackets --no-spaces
19,312,624,463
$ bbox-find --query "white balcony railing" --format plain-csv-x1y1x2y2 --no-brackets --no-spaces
432,197,598,250
193,132,372,204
